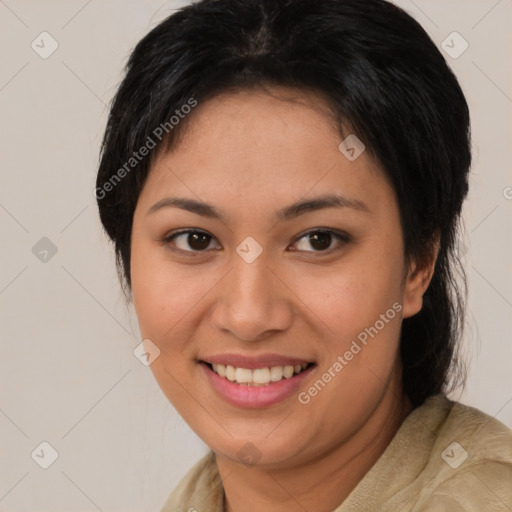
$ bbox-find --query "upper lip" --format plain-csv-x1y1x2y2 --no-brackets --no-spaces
200,353,314,369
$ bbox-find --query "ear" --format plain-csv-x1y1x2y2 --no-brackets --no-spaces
402,237,440,319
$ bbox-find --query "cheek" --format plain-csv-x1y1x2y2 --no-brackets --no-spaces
289,249,404,339
130,239,202,343
292,262,405,420
130,243,209,402
284,243,406,403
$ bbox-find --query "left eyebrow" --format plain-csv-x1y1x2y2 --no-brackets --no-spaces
275,193,371,221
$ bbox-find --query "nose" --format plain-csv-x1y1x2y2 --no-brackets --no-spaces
210,254,293,342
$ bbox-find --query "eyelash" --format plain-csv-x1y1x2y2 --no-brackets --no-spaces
161,228,352,256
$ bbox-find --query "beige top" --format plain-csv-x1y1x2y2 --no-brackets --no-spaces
160,395,512,511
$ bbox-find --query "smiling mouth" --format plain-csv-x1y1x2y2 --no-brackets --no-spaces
202,361,316,386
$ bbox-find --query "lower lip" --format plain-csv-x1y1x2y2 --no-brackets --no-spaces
201,363,315,408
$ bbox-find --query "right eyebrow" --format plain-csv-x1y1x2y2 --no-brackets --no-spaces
146,197,225,220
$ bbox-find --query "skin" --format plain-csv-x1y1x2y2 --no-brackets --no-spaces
130,88,437,512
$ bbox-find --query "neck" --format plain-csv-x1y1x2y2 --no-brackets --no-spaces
217,374,413,512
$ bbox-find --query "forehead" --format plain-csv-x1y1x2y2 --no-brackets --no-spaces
138,89,395,220
175,88,341,161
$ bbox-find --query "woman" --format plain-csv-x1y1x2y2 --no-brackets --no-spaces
96,0,512,510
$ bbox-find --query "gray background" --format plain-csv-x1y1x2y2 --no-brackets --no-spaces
1,0,511,510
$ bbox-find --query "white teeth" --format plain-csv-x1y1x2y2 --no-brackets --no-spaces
253,368,271,384
213,363,226,377
209,362,309,385
235,367,252,383
270,366,283,382
283,365,294,378
225,365,236,381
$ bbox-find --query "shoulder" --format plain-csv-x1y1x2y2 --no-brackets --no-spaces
419,461,512,511
427,396,512,468
159,451,223,512
338,395,512,512
411,396,512,511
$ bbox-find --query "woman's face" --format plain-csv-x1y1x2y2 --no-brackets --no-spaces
130,89,425,467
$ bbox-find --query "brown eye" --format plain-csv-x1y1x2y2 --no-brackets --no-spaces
308,232,332,251
164,230,220,252
291,229,350,253
187,232,212,250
